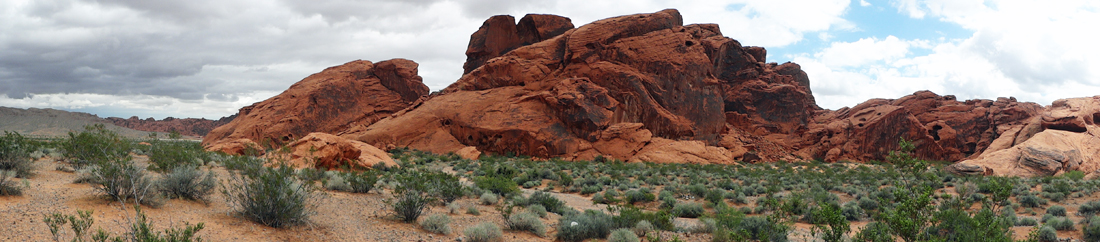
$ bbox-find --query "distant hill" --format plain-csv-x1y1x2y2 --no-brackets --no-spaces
106,114,235,137
0,106,187,139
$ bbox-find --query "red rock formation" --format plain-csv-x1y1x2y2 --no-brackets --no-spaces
346,9,743,163
463,14,574,74
949,96,1100,177
107,115,235,137
273,132,397,170
202,59,429,153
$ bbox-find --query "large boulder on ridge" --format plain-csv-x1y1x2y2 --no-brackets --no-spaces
202,59,429,154
346,9,752,162
463,14,574,74
948,96,1100,176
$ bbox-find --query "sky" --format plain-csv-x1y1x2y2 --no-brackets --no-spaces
1,0,1098,120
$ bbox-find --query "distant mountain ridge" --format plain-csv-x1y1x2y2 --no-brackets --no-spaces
107,114,235,137
0,106,234,138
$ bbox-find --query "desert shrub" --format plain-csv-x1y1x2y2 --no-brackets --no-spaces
688,184,707,198
480,192,499,205
926,207,1014,242
323,173,350,191
1018,194,1047,208
672,202,705,218
464,222,502,242
1037,225,1057,242
705,189,726,205
222,164,317,228
841,201,864,221
611,206,674,231
422,171,466,203
45,208,204,242
523,191,566,214
580,185,601,195
507,211,546,236
858,196,879,211
0,170,23,196
557,210,613,242
1079,200,1100,216
1047,205,1067,217
810,203,849,242
1041,214,1054,223
467,206,481,215
295,167,326,183
147,140,201,173
736,216,791,242
607,228,640,242
474,176,519,197
1017,217,1038,226
1063,170,1086,181
1047,216,1075,231
86,157,163,207
0,131,35,178
387,171,439,223
528,204,548,218
328,170,378,193
419,214,452,234
633,220,654,237
852,221,893,242
447,202,461,214
624,189,655,204
159,165,217,202
1083,216,1100,242
62,124,131,168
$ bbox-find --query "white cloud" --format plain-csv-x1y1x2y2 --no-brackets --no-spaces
860,0,871,7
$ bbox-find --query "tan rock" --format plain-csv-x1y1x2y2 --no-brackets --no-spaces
278,132,396,170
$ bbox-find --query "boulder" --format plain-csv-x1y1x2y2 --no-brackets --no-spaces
276,132,396,170
347,9,732,162
949,96,1100,177
202,59,429,151
462,14,574,74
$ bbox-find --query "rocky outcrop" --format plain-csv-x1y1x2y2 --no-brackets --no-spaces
789,91,1042,163
948,96,1100,177
463,14,574,74
202,59,429,153
107,115,235,137
274,132,397,170
346,9,749,162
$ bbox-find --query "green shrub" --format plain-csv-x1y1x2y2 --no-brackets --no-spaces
1048,217,1075,231
387,171,439,223
608,228,640,242
159,165,217,202
1037,225,1057,242
633,220,654,237
810,203,849,242
419,214,452,234
466,206,481,215
1017,217,1038,226
62,124,131,168
736,216,791,242
480,192,499,205
222,164,317,228
524,191,566,214
86,157,163,207
841,201,864,221
295,167,326,183
45,208,204,242
1079,201,1100,216
557,210,613,242
858,196,879,211
507,211,546,236
147,140,201,173
464,222,502,242
1019,194,1047,208
624,189,656,204
852,221,893,242
672,202,705,218
474,176,519,197
1047,205,1067,217
611,206,674,231
0,131,35,178
1083,216,1100,242
528,204,548,218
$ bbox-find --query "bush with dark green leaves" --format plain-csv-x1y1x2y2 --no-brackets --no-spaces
386,171,440,223
1047,216,1074,231
0,131,35,178
672,202,705,218
810,203,849,242
222,164,317,228
1083,216,1100,242
841,201,864,221
1016,217,1038,226
62,124,131,168
522,191,565,214
474,176,519,197
1046,205,1066,217
624,189,655,204
147,140,202,173
1079,200,1100,216
159,165,217,202
1037,225,1058,242
557,210,614,242
852,221,893,242
1018,193,1048,208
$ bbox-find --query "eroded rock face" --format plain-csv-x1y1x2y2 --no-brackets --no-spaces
275,132,396,170
202,59,429,151
347,9,748,162
948,96,1100,177
462,14,574,74
107,115,235,137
